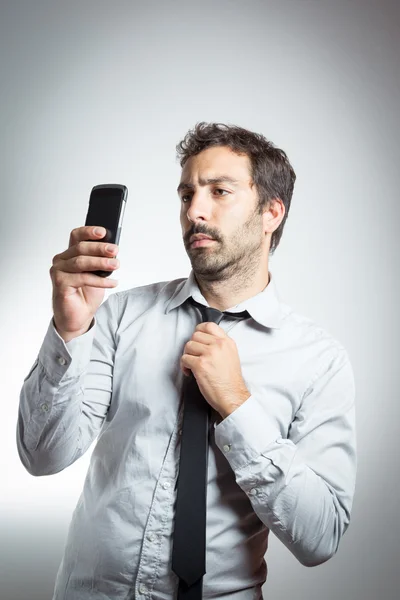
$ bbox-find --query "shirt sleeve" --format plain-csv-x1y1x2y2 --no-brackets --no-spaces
16,292,120,477
214,346,357,568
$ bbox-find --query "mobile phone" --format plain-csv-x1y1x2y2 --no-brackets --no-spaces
84,184,128,277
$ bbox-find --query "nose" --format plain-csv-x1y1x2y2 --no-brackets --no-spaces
185,191,213,223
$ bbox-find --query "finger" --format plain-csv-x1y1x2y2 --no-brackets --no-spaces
69,225,107,249
191,331,217,345
53,239,118,263
185,340,210,356
50,269,118,289
195,322,225,337
56,254,119,274
181,362,192,377
181,354,197,373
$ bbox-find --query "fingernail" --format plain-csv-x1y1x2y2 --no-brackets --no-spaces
94,227,104,236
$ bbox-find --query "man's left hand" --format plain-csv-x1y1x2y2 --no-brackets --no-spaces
180,322,251,419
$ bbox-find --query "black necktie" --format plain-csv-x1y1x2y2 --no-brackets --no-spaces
172,296,250,600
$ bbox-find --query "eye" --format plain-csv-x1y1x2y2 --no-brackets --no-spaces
180,189,229,203
213,188,228,196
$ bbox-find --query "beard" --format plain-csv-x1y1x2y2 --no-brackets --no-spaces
186,207,264,282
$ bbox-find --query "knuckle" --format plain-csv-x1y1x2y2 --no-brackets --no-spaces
53,270,63,286
69,228,78,244
74,255,85,268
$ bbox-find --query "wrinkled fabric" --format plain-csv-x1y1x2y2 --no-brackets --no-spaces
17,269,357,599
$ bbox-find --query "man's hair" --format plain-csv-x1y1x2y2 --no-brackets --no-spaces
176,121,296,255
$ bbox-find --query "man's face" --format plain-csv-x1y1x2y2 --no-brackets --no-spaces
179,145,265,280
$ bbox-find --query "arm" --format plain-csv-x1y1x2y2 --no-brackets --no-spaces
214,346,357,567
16,292,119,476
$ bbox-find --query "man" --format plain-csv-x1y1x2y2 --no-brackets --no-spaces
17,122,357,600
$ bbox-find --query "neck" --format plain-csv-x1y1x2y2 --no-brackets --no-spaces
194,264,270,312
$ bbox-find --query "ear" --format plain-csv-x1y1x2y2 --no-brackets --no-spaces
262,198,285,235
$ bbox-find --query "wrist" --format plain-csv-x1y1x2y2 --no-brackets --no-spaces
53,318,94,343
218,388,251,420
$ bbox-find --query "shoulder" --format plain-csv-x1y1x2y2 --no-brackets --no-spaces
277,305,355,405
279,301,353,373
110,275,187,312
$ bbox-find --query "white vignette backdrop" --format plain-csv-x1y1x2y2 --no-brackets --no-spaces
1,1,399,599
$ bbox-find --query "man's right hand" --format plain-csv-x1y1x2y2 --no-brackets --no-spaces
49,226,119,342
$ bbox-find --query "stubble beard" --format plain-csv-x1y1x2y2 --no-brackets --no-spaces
188,208,264,284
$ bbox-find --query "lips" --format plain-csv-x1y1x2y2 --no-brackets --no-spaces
190,234,214,244
190,238,216,248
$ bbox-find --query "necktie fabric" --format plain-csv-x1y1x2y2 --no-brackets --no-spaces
172,296,250,600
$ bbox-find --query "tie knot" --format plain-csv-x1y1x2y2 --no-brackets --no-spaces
188,296,250,325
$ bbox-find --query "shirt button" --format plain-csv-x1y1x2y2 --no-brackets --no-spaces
162,481,171,490
147,532,157,542
223,444,231,453
41,403,49,412
57,356,67,365
249,488,257,496
139,583,147,594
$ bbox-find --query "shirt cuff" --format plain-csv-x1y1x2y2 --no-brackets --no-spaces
214,394,282,471
38,316,96,384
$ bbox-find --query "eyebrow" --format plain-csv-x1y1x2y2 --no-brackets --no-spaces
177,176,240,194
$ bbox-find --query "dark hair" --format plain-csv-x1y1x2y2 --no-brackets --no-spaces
176,121,296,255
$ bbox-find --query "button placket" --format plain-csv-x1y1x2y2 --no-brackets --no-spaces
139,582,147,595
135,418,181,599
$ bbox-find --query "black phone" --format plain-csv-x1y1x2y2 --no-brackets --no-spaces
84,183,128,277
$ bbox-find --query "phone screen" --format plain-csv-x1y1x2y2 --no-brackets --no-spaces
84,183,128,276
85,184,127,246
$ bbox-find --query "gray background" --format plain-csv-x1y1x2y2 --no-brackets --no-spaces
1,0,399,598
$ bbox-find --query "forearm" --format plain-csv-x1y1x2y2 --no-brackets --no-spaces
17,365,87,475
214,388,356,566
17,316,110,476
232,437,354,566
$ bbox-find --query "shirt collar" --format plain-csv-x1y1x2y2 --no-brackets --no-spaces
165,269,284,329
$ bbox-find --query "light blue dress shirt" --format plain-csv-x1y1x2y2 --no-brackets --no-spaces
17,269,357,600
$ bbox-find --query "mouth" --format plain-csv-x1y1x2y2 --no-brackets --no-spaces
190,238,216,248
